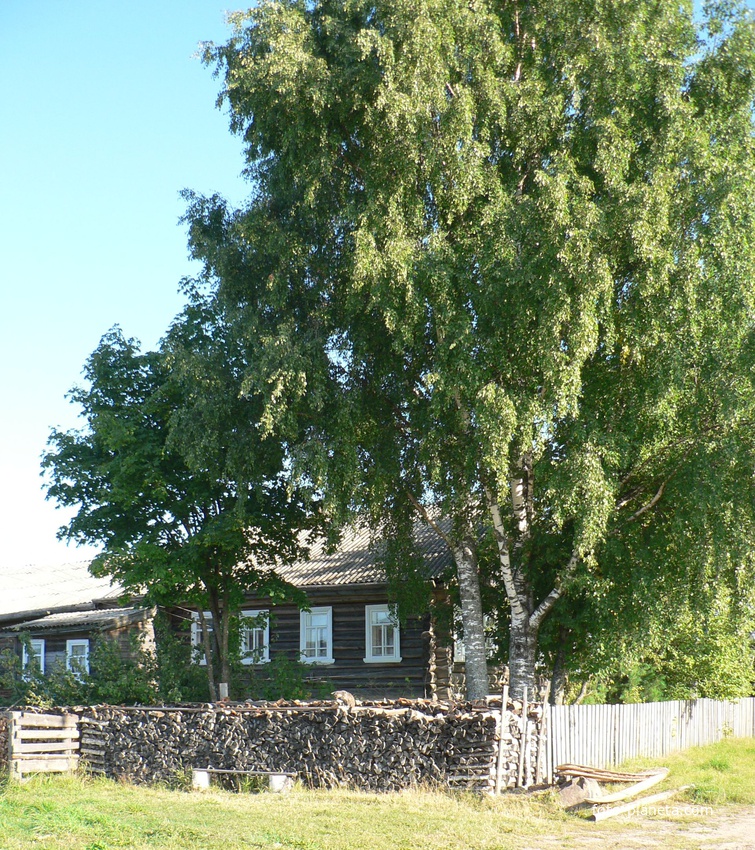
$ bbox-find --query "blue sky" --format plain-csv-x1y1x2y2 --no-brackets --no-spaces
1,1,248,567
1,2,753,571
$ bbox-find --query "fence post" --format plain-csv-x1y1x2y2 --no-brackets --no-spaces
517,686,528,788
494,683,509,794
9,712,21,781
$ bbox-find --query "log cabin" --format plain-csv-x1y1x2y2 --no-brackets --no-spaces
181,523,460,700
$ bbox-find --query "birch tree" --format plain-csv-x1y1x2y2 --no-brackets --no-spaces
185,0,755,698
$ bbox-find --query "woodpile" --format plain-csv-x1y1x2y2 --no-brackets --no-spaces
76,698,543,793
0,714,8,772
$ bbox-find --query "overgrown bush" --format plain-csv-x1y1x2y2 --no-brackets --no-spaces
0,633,160,708
242,653,333,701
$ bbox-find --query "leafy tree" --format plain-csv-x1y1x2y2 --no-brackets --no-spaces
182,0,755,699
179,0,755,700
43,297,313,699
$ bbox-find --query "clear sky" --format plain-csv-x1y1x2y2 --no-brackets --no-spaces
0,1,249,568
1,2,753,572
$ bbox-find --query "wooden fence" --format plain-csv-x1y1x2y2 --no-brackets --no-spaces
7,711,80,780
544,697,755,782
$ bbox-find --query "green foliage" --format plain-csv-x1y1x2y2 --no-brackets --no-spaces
176,0,755,697
248,653,333,701
152,614,212,704
42,302,315,697
87,633,159,705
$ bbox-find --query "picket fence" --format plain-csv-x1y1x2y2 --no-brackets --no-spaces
543,697,755,783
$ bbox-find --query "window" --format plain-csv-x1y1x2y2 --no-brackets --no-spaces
364,604,401,663
240,609,270,664
66,639,89,678
22,639,45,675
191,611,213,665
300,607,333,664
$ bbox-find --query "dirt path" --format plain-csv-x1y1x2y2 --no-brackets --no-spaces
523,805,755,849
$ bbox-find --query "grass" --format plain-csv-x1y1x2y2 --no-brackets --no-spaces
620,735,755,806
0,738,753,849
0,777,574,850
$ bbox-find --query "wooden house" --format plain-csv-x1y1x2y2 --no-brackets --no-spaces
184,524,459,700
0,562,153,682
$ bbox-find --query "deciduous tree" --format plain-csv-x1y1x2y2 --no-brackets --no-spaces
43,298,313,699
183,0,755,698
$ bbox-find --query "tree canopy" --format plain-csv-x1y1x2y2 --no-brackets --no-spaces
43,296,314,698
174,0,755,698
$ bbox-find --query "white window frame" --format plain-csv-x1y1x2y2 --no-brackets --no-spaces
240,609,270,664
191,611,213,665
22,638,45,675
299,606,334,665
66,639,89,678
364,604,402,663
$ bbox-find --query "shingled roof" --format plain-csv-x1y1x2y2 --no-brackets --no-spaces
275,521,452,587
1,606,148,633
0,561,123,624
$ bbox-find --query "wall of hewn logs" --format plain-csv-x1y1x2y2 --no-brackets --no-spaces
77,699,543,793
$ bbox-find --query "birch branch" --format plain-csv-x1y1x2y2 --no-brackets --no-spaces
404,489,454,549
623,480,666,524
529,549,580,630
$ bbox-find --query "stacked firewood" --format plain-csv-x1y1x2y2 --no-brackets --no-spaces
77,698,540,793
0,714,8,772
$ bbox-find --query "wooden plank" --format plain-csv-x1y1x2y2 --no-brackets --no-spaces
556,764,660,782
517,687,528,788
591,786,690,823
535,693,548,786
13,741,79,755
494,683,509,794
585,769,669,804
11,756,79,774
14,728,80,741
11,712,78,729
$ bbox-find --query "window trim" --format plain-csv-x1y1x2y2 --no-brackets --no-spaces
364,604,402,664
22,638,45,675
299,606,334,665
66,639,89,677
191,611,213,665
240,609,270,665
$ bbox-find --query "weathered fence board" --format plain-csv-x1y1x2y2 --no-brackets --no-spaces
547,697,755,770
8,712,80,780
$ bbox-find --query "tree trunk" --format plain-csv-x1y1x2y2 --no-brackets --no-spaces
508,615,538,700
198,608,217,702
550,646,567,705
452,537,490,700
549,627,570,705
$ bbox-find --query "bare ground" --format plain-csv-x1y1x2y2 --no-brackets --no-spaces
522,805,755,850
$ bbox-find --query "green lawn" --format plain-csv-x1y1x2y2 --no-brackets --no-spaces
1,739,753,850
621,735,755,805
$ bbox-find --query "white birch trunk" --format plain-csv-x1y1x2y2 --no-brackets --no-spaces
508,617,538,701
452,538,490,700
